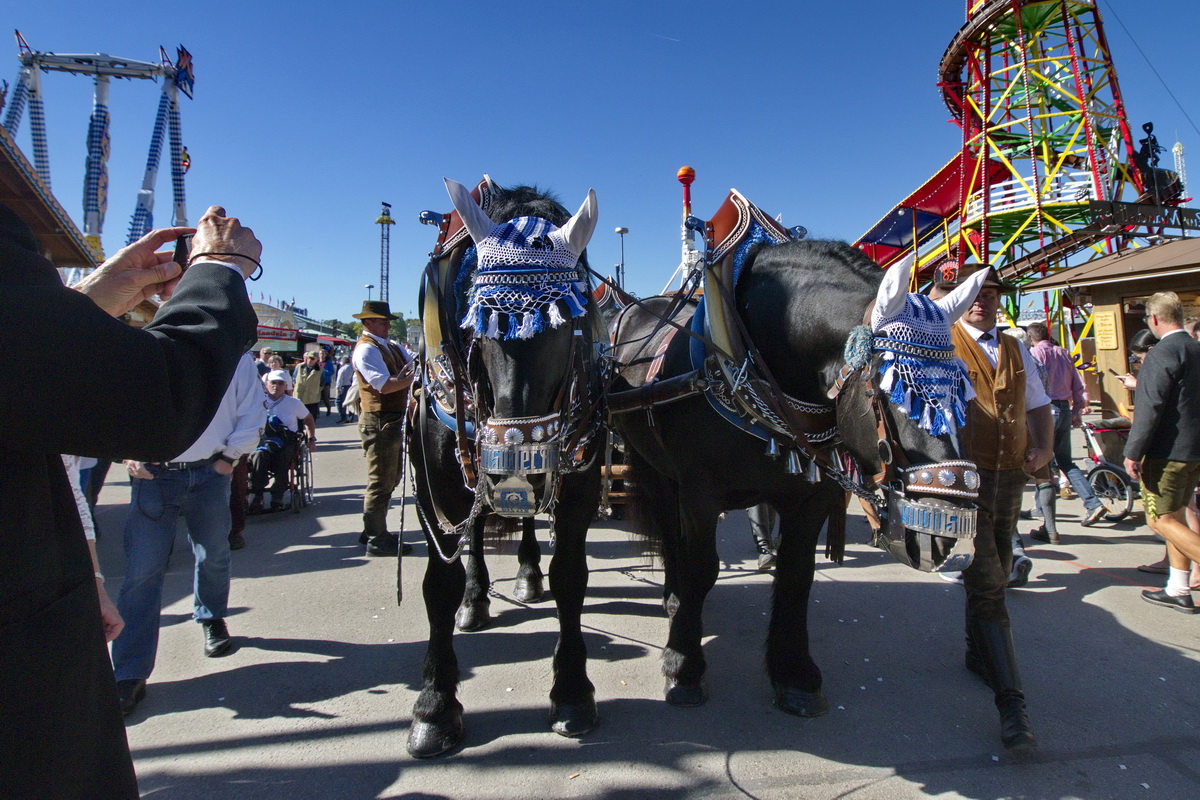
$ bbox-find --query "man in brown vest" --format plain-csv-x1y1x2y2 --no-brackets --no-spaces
351,300,416,556
935,265,1053,751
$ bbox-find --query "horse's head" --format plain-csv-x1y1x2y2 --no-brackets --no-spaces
834,254,990,571
445,178,600,517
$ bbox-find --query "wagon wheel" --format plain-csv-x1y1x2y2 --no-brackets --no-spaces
1087,464,1135,522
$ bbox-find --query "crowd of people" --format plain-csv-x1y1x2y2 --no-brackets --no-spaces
4,189,1198,794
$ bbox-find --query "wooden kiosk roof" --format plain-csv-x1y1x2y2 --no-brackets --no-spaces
0,126,99,268
1022,237,1200,293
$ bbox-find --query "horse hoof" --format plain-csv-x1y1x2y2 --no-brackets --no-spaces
772,685,829,717
549,698,598,737
664,678,707,707
513,576,544,604
406,715,465,759
455,601,491,632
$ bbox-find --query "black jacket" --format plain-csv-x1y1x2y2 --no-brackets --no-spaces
1124,329,1200,463
0,203,256,799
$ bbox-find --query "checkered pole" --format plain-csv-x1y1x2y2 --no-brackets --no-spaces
26,67,51,189
1,68,29,136
83,75,111,256
127,88,170,243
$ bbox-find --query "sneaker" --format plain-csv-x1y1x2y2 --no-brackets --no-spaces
939,571,964,585
1080,505,1106,527
1008,555,1033,588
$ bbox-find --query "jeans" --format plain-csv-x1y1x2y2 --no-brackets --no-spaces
112,464,232,682
1035,401,1100,515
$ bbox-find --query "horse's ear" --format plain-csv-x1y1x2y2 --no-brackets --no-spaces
873,252,914,323
932,266,990,323
559,189,598,256
444,178,496,244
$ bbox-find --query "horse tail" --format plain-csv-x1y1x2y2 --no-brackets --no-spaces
622,446,675,562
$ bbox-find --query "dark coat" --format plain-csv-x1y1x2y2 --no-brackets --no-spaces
1124,329,1200,463
0,203,256,799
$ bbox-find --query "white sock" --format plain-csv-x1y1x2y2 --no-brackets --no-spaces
1012,533,1026,558
1166,567,1191,597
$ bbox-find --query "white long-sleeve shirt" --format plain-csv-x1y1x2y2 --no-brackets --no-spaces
352,332,411,392
173,353,268,462
335,363,355,388
60,454,95,540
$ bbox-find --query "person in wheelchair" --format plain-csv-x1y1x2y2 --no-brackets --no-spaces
249,370,316,512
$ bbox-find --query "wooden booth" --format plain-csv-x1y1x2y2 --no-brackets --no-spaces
1023,237,1200,418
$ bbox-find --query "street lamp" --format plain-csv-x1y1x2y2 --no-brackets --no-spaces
614,227,629,289
365,283,374,301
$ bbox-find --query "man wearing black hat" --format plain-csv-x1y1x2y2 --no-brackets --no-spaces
352,300,416,556
937,263,1053,751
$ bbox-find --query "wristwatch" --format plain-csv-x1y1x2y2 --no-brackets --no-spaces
216,454,236,465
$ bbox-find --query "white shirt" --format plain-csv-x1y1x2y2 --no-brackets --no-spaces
335,363,355,388
60,454,95,540
173,353,268,462
958,320,1050,410
352,332,411,392
265,393,311,433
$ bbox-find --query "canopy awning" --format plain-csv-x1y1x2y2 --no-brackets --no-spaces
855,154,1011,268
1020,237,1200,293
317,335,354,346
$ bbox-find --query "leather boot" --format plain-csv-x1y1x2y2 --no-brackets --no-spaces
360,511,386,546
969,619,1036,751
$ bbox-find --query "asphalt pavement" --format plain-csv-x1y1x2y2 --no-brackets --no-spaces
92,414,1200,799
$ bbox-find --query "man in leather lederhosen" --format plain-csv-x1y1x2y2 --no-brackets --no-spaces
351,300,416,556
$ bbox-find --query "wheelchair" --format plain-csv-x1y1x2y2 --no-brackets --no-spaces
288,437,315,513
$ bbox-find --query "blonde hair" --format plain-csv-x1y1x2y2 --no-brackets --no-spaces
1146,291,1184,326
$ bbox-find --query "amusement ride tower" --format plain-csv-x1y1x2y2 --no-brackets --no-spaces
376,201,394,305
857,0,1186,328
3,32,194,260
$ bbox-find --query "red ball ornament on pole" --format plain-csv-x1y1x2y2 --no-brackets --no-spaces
677,165,695,217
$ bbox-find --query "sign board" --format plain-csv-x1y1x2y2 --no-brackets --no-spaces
1088,201,1200,234
1093,311,1119,350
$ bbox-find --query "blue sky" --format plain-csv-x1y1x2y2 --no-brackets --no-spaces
7,1,1199,323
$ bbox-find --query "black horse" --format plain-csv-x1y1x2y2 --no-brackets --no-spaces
610,234,988,716
405,178,605,757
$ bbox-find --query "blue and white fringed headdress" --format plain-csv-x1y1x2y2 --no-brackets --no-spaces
867,254,991,437
444,178,598,340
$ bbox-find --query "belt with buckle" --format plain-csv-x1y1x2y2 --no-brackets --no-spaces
156,455,219,471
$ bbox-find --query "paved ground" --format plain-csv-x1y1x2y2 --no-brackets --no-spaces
92,414,1200,799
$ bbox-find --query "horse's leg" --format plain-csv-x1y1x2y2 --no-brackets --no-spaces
407,532,469,757
513,517,544,603
765,483,835,717
546,474,599,736
455,519,491,632
661,489,720,706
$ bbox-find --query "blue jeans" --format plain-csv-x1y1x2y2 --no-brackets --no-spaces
1036,401,1101,515
112,465,232,682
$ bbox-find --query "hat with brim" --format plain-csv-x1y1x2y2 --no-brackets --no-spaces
353,300,398,320
932,262,1018,294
